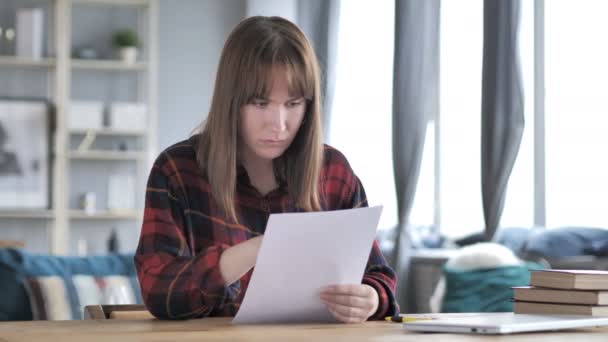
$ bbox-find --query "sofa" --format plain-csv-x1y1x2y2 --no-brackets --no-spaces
0,248,142,321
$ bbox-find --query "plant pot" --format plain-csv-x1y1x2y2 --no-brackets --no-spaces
117,47,138,64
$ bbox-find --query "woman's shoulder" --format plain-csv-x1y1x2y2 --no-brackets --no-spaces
320,144,364,209
152,135,202,177
321,144,356,180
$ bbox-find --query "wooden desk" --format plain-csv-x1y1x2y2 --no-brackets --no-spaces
1,317,608,342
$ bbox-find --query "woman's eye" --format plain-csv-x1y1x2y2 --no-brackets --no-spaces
253,100,268,108
287,100,302,108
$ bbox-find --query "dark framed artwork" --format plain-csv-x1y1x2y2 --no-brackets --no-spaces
0,98,51,209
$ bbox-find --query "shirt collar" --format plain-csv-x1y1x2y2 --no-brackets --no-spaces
236,164,288,194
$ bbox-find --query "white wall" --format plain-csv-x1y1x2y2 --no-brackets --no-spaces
157,0,245,151
158,0,302,152
245,0,297,22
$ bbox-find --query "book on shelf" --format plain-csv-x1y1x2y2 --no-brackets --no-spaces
529,270,608,290
513,286,608,305
513,301,608,316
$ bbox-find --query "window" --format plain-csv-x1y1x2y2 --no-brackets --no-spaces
545,0,608,228
424,0,534,238
332,0,607,238
437,0,484,238
330,0,397,230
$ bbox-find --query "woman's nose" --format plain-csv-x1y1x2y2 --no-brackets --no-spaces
267,105,287,133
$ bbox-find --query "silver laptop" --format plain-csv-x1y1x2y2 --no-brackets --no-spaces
402,312,608,334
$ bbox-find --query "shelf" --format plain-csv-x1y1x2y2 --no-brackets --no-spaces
69,150,146,161
69,128,147,137
70,210,140,220
0,56,55,68
71,0,150,6
0,210,54,219
1,0,158,255
71,59,148,71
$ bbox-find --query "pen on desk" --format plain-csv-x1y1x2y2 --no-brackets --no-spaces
385,315,435,323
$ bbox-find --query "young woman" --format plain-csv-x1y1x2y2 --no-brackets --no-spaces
135,16,398,323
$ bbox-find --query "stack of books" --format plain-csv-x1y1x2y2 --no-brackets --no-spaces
513,270,608,316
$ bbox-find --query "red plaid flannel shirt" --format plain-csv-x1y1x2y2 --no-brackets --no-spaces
135,135,399,319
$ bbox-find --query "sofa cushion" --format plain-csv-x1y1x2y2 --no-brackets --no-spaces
25,274,140,320
524,227,608,259
25,275,72,320
0,248,142,321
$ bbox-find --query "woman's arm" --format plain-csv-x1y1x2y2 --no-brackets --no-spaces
135,154,260,320
361,241,399,319
219,236,262,285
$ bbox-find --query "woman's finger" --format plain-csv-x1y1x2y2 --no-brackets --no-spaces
320,293,373,310
325,301,367,320
322,284,370,297
327,305,364,324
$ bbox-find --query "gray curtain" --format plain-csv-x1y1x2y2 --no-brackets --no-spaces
481,0,525,241
297,0,340,141
391,0,440,312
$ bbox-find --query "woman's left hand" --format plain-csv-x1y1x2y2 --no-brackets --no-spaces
320,284,379,324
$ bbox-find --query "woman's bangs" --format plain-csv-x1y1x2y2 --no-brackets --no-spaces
240,42,314,103
284,55,314,100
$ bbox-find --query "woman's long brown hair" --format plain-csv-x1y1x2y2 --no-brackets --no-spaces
196,16,324,223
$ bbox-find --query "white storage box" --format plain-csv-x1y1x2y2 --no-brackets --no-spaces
16,8,44,59
68,100,104,130
109,102,147,130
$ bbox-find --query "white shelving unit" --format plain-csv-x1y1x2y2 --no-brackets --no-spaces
69,128,147,137
71,0,151,5
0,56,56,68
69,151,147,161
0,210,56,219
70,59,149,71
0,0,158,255
69,210,140,220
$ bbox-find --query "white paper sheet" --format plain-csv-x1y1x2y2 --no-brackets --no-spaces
232,206,383,324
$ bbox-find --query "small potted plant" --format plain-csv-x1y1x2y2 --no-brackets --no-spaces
112,29,139,64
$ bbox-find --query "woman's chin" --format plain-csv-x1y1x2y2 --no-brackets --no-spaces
253,146,287,161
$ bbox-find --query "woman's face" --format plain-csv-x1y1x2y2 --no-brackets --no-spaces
239,66,307,163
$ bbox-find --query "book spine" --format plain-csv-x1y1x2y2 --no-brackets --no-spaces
514,301,592,316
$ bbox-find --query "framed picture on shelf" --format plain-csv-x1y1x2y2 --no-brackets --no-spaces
0,98,52,209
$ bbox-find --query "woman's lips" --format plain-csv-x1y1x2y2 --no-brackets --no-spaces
261,139,286,145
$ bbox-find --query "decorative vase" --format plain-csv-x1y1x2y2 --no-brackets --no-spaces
118,46,138,64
